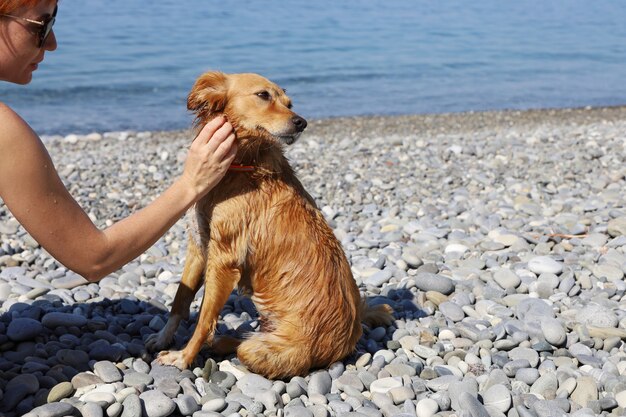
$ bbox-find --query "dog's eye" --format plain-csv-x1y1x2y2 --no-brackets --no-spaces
256,91,271,101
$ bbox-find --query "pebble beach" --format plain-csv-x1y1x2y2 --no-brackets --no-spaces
2,106,626,417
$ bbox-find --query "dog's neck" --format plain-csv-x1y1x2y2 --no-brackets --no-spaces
230,131,292,177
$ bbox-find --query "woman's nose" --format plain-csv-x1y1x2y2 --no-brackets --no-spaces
44,30,57,51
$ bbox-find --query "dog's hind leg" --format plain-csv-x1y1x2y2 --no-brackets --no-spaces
146,239,206,352
156,256,240,369
237,324,311,379
211,335,242,356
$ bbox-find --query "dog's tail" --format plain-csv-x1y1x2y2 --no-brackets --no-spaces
360,299,394,328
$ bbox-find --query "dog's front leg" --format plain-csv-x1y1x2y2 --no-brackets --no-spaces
156,256,241,369
146,239,206,352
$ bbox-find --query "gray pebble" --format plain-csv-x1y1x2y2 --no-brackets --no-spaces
93,360,123,383
22,402,77,417
107,403,123,417
124,371,154,388
121,394,142,417
356,407,383,417
449,380,478,411
439,301,465,322
80,402,104,417
515,368,540,385
255,389,281,411
531,399,568,417
328,361,345,379
530,373,558,400
285,405,314,417
508,347,539,368
309,404,330,417
459,391,490,417
415,398,439,417
493,268,521,290
139,390,176,417
157,377,182,398
576,303,618,328
210,371,237,390
236,374,272,397
133,358,151,374
482,383,512,412
308,371,332,395
72,372,104,388
286,378,306,398
329,400,353,414
50,273,88,289
202,398,227,413
541,318,567,347
364,269,392,287
528,256,563,275
414,273,455,295
336,372,364,392
389,386,415,404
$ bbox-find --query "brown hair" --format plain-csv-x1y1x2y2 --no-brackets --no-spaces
0,0,55,14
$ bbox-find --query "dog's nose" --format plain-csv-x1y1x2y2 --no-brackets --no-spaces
292,116,307,132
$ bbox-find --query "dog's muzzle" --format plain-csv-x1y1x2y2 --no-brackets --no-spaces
292,115,307,133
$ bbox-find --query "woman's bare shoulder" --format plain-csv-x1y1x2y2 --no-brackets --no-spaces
0,101,20,118
0,101,28,123
0,102,40,146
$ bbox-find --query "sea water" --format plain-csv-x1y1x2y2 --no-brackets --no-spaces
1,0,624,135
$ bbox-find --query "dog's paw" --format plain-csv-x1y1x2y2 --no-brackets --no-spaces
145,332,172,352
156,350,190,369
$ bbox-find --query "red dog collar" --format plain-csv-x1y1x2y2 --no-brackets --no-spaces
228,164,255,172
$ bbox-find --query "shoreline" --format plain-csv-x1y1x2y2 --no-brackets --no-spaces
307,104,626,136
39,104,626,142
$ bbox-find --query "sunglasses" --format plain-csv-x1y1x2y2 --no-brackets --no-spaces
1,5,57,48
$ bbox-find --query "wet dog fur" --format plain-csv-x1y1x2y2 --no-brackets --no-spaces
145,71,393,379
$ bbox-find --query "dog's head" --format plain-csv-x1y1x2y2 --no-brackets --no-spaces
188,71,307,146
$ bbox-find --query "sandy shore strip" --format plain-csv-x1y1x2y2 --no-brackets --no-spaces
2,106,626,416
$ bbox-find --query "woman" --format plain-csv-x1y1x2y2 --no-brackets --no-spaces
0,0,237,281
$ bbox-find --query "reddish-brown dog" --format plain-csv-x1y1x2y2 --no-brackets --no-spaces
146,71,393,379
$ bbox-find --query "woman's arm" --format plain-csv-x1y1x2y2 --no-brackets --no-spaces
0,103,236,281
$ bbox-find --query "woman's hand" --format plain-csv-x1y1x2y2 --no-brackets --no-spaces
179,116,237,199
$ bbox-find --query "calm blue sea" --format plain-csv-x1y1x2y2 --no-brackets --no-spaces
1,0,625,135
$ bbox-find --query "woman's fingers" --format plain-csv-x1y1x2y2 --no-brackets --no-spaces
204,122,235,154
213,133,237,162
193,115,228,145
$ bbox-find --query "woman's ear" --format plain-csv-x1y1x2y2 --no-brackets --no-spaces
187,71,228,115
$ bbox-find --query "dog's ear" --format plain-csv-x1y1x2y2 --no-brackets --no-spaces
187,71,228,115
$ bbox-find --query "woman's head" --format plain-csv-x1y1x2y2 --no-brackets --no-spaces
1,0,48,13
0,0,57,84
